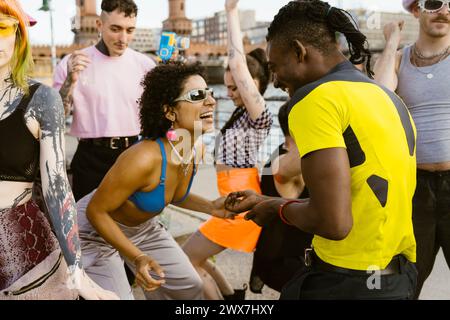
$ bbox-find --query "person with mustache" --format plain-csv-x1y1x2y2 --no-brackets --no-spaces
374,0,450,299
52,0,155,202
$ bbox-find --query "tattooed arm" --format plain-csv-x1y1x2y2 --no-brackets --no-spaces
28,85,117,300
59,79,75,117
53,51,91,117
225,0,265,120
28,85,80,270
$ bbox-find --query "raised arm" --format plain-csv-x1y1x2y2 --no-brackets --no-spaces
31,86,117,299
53,51,91,116
225,0,265,120
373,21,404,91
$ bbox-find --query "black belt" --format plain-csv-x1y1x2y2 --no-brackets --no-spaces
305,248,402,276
79,136,139,150
417,168,450,177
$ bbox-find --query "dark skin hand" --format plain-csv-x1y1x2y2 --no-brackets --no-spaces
225,190,281,226
225,148,353,241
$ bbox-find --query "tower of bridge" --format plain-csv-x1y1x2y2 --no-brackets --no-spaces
72,0,99,45
163,0,192,36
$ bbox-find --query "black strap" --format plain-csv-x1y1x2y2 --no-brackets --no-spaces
16,83,41,112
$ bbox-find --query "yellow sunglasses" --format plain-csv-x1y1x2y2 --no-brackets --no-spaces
0,15,19,38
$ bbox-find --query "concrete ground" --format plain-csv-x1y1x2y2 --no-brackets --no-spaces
65,135,450,300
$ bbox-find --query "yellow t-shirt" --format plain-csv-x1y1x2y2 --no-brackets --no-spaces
288,61,417,270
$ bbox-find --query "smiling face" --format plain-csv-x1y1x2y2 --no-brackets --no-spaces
170,75,216,134
0,14,18,77
266,40,305,97
224,70,261,107
414,2,450,38
97,9,136,57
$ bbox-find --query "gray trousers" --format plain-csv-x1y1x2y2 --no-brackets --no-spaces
77,193,203,300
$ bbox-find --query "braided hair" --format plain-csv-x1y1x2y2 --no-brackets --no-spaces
267,0,374,78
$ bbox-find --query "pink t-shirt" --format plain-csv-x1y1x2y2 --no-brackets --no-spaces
53,46,155,138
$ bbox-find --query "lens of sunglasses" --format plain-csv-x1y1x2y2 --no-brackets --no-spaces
189,89,206,101
423,0,448,11
188,88,213,101
0,19,18,37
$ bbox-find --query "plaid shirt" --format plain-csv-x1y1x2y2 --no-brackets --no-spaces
216,108,273,168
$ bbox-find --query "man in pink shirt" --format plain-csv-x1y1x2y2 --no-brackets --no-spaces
53,0,155,201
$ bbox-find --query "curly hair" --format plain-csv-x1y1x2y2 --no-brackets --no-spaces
101,0,138,17
139,62,207,139
267,0,374,78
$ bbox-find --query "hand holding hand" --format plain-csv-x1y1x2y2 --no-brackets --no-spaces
224,190,269,213
134,254,166,292
243,198,283,227
211,196,237,219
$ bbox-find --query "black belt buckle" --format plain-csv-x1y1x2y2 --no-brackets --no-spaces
304,247,313,267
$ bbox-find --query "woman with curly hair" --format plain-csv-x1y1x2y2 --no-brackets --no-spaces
182,0,273,300
0,0,116,299
76,62,234,300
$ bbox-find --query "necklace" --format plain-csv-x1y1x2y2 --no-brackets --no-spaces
413,44,450,60
167,140,195,176
411,45,449,80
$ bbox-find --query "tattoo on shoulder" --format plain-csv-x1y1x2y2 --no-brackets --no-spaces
0,86,23,120
26,86,65,155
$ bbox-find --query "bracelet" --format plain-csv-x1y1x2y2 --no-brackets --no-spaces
278,200,305,226
132,253,146,265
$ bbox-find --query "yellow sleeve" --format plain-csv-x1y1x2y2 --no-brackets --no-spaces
288,88,348,158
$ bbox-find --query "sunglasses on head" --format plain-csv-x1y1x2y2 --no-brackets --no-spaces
174,88,214,103
419,0,450,13
0,15,19,38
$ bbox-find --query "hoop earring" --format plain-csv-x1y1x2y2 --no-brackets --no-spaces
166,122,177,141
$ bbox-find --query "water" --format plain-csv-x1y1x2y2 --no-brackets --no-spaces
206,84,289,165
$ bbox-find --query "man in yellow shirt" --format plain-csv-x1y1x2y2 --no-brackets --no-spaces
225,0,418,299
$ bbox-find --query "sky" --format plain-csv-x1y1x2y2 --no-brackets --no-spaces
24,0,407,45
